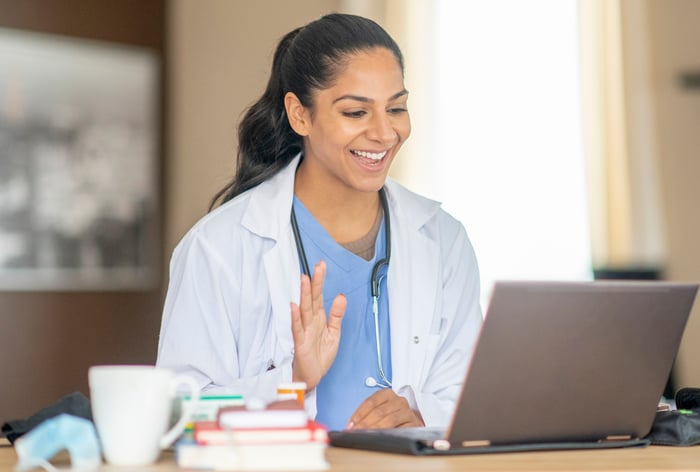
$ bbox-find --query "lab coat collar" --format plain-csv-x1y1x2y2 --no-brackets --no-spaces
241,154,302,240
383,177,441,230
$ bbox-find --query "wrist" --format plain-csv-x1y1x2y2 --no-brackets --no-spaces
412,409,425,427
291,365,318,391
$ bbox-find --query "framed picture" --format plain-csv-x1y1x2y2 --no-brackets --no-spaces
0,28,159,290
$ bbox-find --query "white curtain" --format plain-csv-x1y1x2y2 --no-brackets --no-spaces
579,0,666,270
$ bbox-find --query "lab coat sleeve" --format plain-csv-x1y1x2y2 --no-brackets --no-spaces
404,221,482,427
156,229,290,404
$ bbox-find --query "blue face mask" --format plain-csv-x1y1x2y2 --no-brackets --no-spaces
14,414,101,471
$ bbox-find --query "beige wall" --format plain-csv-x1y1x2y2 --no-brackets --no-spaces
166,0,339,257
647,0,700,387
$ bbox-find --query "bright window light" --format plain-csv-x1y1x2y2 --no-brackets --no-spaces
433,0,593,308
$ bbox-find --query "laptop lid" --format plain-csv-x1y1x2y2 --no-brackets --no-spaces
448,280,698,448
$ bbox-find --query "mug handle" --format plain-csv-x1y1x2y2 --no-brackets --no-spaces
159,374,200,448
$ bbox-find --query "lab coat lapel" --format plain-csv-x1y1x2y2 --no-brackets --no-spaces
385,181,440,390
242,156,302,360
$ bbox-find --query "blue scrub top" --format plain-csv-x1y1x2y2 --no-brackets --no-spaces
292,197,392,431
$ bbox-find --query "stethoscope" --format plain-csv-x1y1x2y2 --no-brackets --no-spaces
290,188,392,389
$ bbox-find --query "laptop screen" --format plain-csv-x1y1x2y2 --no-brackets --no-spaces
447,281,698,447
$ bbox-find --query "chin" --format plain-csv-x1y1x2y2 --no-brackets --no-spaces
355,179,388,194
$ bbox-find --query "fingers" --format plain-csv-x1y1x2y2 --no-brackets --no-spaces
310,261,326,323
290,302,304,345
348,389,393,428
299,261,327,329
348,390,423,429
327,293,347,335
298,274,313,328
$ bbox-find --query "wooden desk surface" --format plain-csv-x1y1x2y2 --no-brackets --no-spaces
3,440,700,471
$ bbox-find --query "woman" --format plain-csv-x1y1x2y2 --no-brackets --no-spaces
157,13,482,432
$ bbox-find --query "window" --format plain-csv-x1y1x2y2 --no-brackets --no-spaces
432,0,592,307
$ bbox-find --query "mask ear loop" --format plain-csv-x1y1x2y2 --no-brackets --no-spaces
17,458,59,472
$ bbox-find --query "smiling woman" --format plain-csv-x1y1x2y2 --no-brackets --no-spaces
156,13,483,433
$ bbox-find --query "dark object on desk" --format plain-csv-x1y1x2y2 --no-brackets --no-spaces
1,391,91,445
646,410,700,446
646,388,700,446
675,388,700,410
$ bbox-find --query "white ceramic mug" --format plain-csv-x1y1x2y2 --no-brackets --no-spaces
88,365,199,466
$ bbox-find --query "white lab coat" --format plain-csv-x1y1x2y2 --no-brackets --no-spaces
157,154,483,427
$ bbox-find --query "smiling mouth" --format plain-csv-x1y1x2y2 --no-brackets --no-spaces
350,149,389,161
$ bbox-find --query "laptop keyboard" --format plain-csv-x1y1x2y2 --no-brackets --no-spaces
351,426,446,440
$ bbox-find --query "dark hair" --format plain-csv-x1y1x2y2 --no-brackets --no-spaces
209,13,404,209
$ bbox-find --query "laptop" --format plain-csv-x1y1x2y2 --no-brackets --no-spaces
329,280,699,455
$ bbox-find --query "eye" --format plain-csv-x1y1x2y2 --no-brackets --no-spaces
388,107,408,115
342,110,367,118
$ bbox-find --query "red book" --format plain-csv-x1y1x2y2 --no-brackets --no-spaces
217,399,309,429
194,419,328,445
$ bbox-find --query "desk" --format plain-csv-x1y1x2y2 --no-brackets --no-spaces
3,440,700,471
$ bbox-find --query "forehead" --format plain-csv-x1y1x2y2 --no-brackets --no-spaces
319,48,405,99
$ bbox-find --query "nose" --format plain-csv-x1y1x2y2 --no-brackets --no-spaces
366,112,397,146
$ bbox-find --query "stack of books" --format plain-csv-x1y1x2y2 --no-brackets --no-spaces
175,399,329,470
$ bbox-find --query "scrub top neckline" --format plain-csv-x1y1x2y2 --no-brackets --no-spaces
292,196,387,293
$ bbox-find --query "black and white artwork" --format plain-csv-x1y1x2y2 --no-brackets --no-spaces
0,28,158,290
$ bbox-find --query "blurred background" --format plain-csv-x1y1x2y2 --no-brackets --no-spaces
0,0,698,423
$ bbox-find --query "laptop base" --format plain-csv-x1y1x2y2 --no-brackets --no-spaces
329,430,650,456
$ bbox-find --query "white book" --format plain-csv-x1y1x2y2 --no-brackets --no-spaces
217,399,308,429
175,440,329,471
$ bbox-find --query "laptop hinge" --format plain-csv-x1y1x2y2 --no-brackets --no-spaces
461,440,492,448
604,435,633,441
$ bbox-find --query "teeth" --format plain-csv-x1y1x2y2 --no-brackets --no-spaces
352,150,387,160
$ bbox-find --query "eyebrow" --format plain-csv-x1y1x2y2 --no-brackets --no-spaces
332,89,409,104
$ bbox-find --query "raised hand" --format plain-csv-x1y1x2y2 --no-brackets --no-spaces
290,260,347,390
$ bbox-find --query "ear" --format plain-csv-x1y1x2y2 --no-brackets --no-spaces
284,92,311,136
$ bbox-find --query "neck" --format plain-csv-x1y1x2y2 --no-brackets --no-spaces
294,166,381,244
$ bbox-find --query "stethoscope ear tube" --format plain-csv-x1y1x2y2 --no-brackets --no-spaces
291,208,311,276
371,188,391,298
